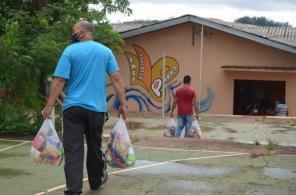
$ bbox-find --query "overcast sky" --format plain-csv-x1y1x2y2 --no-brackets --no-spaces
106,0,296,26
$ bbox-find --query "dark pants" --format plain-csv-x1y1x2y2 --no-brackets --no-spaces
63,106,106,194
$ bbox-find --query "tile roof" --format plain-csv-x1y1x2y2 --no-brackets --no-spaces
111,15,296,50
206,18,296,47
112,21,157,33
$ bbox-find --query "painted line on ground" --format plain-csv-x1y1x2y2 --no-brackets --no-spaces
35,152,247,195
34,162,169,195
134,145,244,154
0,142,29,152
170,152,248,162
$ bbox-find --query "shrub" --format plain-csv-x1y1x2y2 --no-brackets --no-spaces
0,101,42,135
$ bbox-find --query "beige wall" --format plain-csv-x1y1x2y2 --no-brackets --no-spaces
111,22,296,116
113,23,203,113
202,26,296,115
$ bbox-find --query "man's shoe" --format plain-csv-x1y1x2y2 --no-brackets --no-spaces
89,169,108,190
101,169,108,186
64,190,81,195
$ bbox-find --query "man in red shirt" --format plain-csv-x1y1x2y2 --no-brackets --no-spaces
170,75,199,137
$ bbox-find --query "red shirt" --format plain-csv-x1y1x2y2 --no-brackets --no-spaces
175,86,196,116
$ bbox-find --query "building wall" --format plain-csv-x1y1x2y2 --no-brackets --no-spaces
109,22,296,116
202,26,296,115
109,23,203,113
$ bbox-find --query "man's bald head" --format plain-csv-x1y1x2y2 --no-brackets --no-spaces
72,20,94,41
74,20,94,33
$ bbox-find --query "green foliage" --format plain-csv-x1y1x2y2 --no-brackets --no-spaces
0,101,42,135
0,0,131,134
265,139,279,150
235,16,291,27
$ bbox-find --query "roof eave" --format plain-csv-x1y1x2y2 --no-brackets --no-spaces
120,15,296,54
120,15,191,38
190,17,296,54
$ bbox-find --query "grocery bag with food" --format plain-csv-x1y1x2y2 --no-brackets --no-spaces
164,118,177,137
105,116,136,168
30,119,64,166
188,119,202,138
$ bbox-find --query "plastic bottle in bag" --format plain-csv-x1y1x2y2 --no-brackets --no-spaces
127,147,136,166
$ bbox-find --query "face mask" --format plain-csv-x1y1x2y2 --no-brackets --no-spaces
71,33,80,43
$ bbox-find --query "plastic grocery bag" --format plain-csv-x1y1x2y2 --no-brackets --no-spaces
188,119,202,138
30,119,64,166
105,116,136,168
164,118,177,137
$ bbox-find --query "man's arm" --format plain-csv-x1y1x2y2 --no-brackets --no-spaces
42,77,66,119
193,96,199,119
110,71,127,119
170,96,177,117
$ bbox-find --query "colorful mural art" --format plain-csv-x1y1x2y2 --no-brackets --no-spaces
107,81,180,112
197,87,214,113
107,44,214,113
107,84,214,113
124,44,179,102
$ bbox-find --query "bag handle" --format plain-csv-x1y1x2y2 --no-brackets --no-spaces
45,119,55,131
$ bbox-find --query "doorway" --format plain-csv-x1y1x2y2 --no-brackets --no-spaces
233,80,285,115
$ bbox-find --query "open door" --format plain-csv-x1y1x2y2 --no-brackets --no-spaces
233,80,285,115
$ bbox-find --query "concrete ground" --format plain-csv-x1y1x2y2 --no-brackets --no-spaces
103,114,296,147
0,114,296,195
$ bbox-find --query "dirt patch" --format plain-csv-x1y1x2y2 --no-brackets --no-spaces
145,125,164,131
224,128,238,133
131,137,296,156
272,130,290,134
200,126,215,132
126,121,144,130
104,121,144,130
104,125,113,130
249,153,268,158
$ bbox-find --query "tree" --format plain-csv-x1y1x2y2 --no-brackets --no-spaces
235,16,291,27
0,0,131,134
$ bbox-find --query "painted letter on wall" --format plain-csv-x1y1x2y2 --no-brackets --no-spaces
125,44,179,102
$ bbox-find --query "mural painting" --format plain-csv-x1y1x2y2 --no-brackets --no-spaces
124,44,179,102
107,44,214,113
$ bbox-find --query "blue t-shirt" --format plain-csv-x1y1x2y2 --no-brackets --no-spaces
53,41,119,112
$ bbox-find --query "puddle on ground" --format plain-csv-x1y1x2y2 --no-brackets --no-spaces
0,167,31,177
127,160,235,177
161,180,223,192
263,167,296,181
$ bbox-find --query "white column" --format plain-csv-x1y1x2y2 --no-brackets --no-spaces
199,25,204,111
162,53,166,119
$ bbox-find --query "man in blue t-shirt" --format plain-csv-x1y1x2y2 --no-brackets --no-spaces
42,21,127,195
